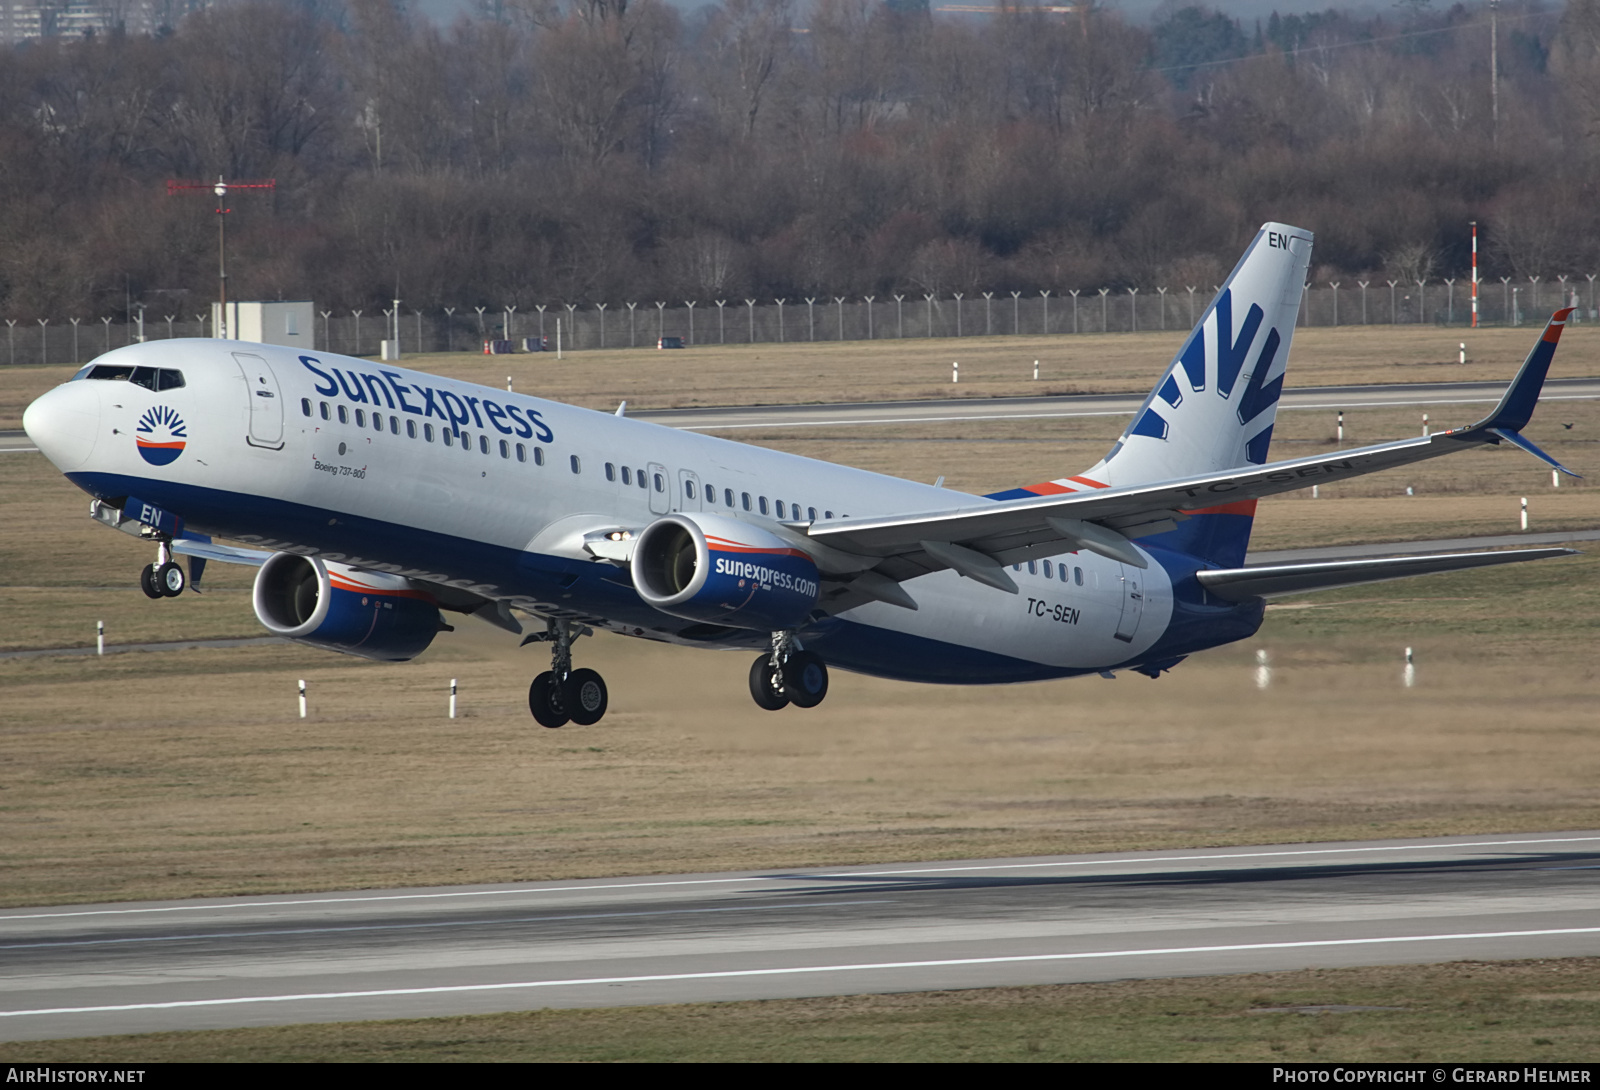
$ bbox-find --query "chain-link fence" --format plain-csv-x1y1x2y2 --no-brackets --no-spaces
6,276,1597,367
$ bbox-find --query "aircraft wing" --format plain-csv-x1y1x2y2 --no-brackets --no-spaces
1196,547,1576,601
802,309,1577,593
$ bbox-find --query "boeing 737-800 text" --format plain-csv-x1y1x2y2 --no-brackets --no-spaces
22,223,1580,726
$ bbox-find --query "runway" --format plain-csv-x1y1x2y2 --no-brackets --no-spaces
2,832,1597,1042
4,378,1599,453
634,378,1600,431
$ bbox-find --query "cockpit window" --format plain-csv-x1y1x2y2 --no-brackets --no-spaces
82,364,184,390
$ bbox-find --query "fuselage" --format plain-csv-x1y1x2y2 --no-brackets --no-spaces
24,339,1264,682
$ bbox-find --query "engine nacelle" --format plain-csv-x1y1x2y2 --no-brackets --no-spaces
631,513,821,631
252,552,442,662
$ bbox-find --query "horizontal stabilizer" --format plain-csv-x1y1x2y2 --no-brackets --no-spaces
1196,547,1575,601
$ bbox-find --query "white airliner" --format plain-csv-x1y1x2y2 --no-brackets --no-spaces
23,223,1579,726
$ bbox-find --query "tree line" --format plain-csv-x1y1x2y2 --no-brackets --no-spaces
0,0,1596,323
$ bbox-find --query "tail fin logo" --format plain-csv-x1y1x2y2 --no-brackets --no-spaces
135,405,187,466
1130,288,1285,465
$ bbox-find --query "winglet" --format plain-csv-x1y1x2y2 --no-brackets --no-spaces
1472,308,1574,433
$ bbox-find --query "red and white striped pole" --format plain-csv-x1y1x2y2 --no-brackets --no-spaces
1470,221,1479,328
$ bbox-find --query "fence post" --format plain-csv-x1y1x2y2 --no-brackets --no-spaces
1330,282,1339,327
806,297,817,341
658,301,668,342
835,296,845,340
1156,286,1167,330
1070,289,1080,333
714,300,724,344
1010,290,1020,335
1040,289,1051,334
684,301,695,346
37,318,47,364
1098,287,1109,332
982,291,992,335
596,303,607,348
352,309,363,355
743,299,753,342
1358,281,1369,324
774,299,784,342
1127,287,1138,333
893,295,903,339
70,317,81,362
628,302,638,347
865,296,874,339
953,292,963,337
1186,285,1197,326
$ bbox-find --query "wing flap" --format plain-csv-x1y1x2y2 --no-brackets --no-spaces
1196,548,1575,601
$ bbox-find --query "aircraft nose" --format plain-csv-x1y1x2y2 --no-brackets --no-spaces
23,382,100,472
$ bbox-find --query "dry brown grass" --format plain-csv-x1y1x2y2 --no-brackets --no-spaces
4,322,1599,426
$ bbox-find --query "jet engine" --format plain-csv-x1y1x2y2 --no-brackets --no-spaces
252,552,442,661
631,513,821,630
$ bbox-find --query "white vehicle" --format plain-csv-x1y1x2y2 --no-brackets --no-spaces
23,223,1578,726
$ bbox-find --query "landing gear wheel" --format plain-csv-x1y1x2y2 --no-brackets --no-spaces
749,655,789,711
782,650,829,709
528,671,570,728
155,561,186,598
139,563,162,600
565,668,608,726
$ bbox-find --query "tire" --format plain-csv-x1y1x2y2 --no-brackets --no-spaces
156,561,186,597
565,668,608,726
748,655,789,711
528,671,569,728
782,650,829,709
139,563,162,600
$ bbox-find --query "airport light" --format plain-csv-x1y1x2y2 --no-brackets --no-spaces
166,176,275,340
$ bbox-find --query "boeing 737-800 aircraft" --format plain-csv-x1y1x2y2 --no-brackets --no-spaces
22,223,1580,726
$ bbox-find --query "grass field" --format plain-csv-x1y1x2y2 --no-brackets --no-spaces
2,327,1599,1058
4,959,1599,1062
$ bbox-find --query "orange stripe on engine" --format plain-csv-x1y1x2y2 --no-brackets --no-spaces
330,577,433,600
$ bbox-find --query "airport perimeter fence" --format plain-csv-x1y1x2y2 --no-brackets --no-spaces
4,276,1597,368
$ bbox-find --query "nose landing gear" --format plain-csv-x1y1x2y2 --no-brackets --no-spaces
138,542,186,599
749,631,829,711
524,618,609,728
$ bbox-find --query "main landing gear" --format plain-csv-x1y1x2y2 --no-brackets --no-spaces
523,618,609,729
138,540,186,599
749,631,829,712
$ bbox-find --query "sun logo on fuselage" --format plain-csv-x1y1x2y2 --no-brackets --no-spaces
136,405,187,466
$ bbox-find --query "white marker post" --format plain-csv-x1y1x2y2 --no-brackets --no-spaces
1521,497,1529,531
1553,469,1561,489
1255,648,1271,691
952,361,959,384
450,679,457,720
1459,342,1466,365
1033,359,1039,381
1403,647,1415,689
1337,411,1344,444
1422,413,1429,437
1311,485,1319,499
298,679,307,719
506,376,513,392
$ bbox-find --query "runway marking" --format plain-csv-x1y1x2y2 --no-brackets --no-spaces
0,899,895,951
6,925,1600,1020
4,836,1597,923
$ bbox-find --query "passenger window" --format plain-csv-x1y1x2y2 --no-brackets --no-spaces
775,500,785,519
725,489,734,507
686,480,696,499
534,447,545,466
372,413,383,431
301,398,312,417
320,402,330,420
1013,564,1022,572
742,492,752,511
637,468,646,488
621,466,631,486
407,420,417,439
443,429,454,447
605,463,616,482
759,497,769,515
571,455,582,474
825,511,834,519
130,367,158,390
500,439,510,459
704,481,714,502
1074,567,1083,585
653,472,664,492
355,409,366,428
1027,561,1037,575
425,424,435,442
479,435,488,454
1043,560,1053,578
516,443,527,462
808,507,817,521
337,405,349,424
156,369,185,391
391,417,400,435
